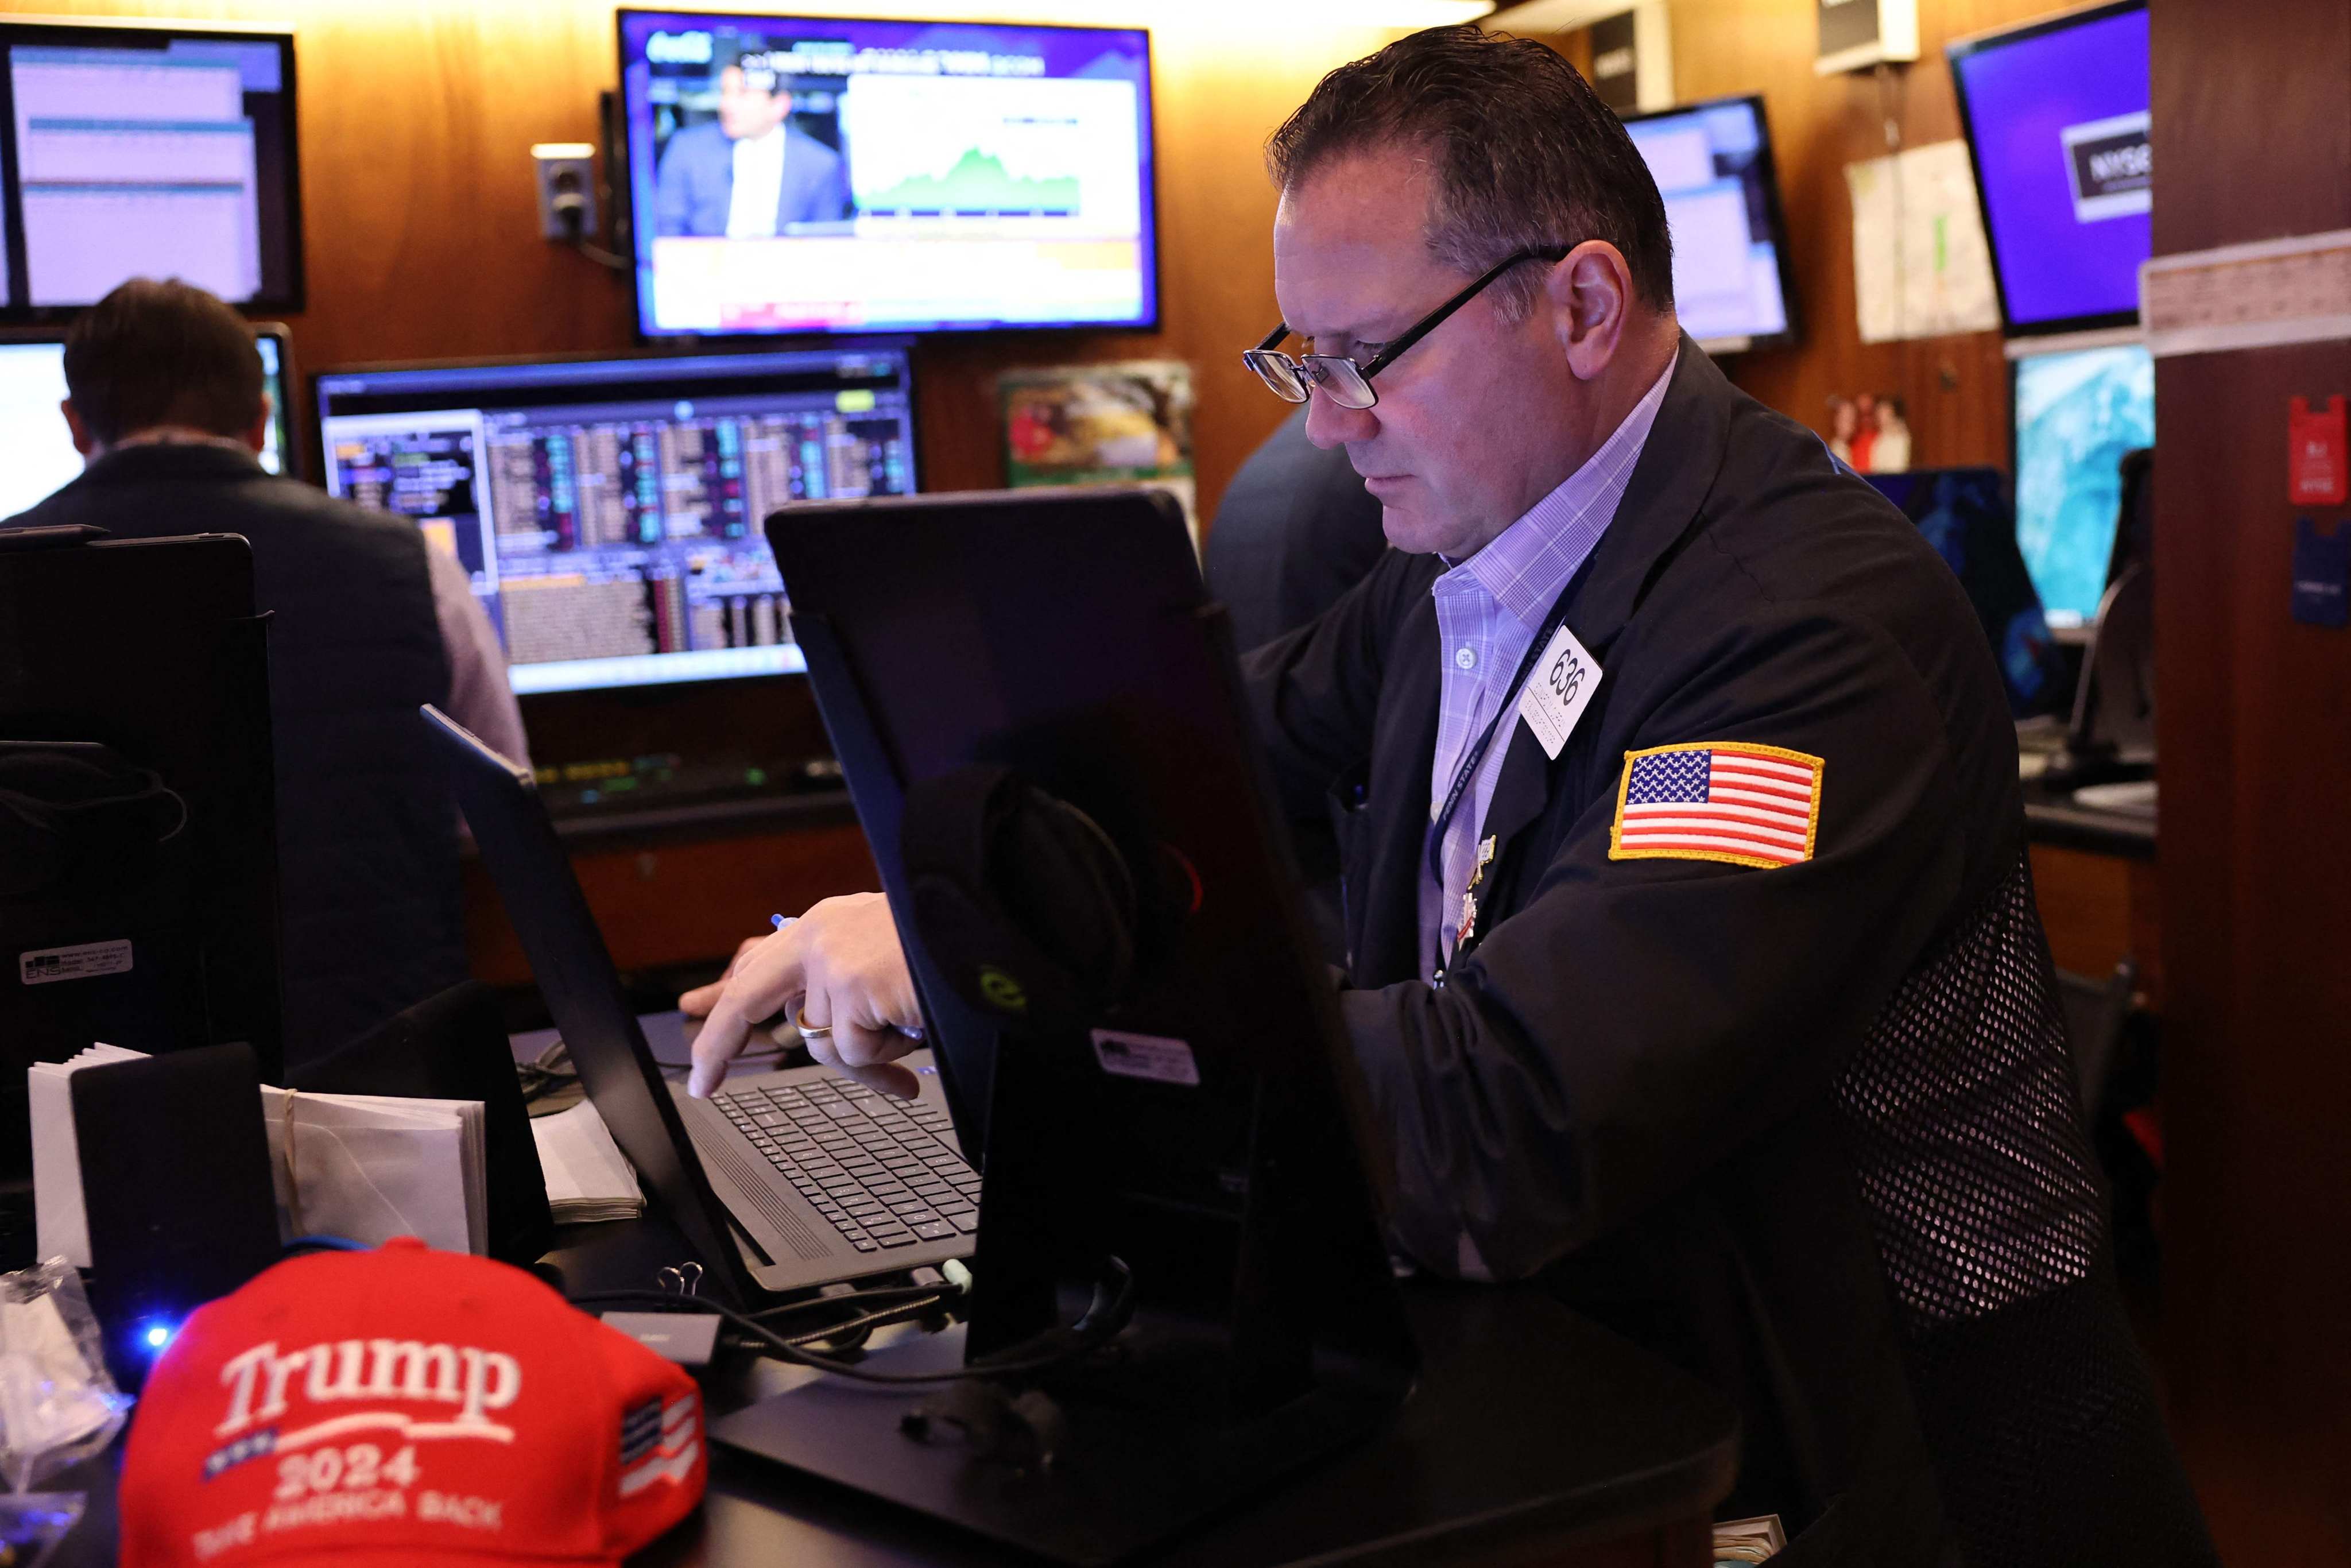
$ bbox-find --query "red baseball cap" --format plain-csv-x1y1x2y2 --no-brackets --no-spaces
119,1237,704,1567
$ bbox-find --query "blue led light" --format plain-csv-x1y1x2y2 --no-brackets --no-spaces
142,1322,176,1350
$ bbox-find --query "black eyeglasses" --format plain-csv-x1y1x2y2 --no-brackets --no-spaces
1242,245,1570,411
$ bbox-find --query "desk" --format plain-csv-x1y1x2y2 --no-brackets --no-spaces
2023,780,2162,1005
53,1219,1738,1567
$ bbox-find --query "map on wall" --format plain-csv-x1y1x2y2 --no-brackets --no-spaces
1845,138,2001,342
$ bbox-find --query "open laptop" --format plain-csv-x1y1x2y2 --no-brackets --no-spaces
423,706,974,1301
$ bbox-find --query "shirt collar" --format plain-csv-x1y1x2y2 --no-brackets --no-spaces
1448,349,1678,629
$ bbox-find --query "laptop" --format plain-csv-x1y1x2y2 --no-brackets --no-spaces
423,705,975,1300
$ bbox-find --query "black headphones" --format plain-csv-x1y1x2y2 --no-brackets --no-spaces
898,765,1142,1035
0,740,188,900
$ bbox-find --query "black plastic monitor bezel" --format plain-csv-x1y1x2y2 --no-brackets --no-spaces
611,6,1162,344
0,16,305,322
1946,0,2149,340
1618,91,1804,357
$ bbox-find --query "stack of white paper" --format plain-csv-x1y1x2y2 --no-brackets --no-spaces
31,1046,489,1263
530,1099,642,1223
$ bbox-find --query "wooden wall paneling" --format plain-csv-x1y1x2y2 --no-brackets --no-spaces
2148,0,2351,1559
463,819,880,988
1514,0,2073,467
0,0,1411,526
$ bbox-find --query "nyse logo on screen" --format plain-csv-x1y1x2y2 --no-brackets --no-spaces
2061,111,2151,223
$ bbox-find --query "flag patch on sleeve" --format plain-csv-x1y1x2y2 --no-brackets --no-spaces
1609,742,1824,869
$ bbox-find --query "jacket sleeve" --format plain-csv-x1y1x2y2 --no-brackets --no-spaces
1240,552,1404,823
1337,601,1972,1280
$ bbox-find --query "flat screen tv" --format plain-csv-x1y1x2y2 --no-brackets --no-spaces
1948,1,2149,337
1621,95,1800,355
0,18,303,319
2010,340,2155,629
617,10,1158,338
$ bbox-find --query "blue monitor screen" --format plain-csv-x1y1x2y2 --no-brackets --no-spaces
1622,95,1799,353
2012,342,2154,628
618,10,1157,338
315,345,917,694
1949,2,2149,334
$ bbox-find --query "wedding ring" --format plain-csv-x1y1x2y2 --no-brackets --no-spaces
793,1005,832,1042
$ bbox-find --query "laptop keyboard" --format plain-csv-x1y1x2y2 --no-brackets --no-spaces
714,1078,980,1253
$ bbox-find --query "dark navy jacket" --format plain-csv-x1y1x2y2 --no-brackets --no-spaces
1245,342,2212,1565
10,445,468,1066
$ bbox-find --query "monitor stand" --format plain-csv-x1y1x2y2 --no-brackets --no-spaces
711,1040,1418,1567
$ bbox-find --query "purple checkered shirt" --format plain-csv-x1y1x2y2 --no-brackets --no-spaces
1421,355,1676,970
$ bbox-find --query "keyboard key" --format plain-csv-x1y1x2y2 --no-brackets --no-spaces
912,1221,956,1241
875,1232,919,1248
946,1211,980,1234
851,1239,879,1252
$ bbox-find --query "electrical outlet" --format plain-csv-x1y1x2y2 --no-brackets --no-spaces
531,142,598,242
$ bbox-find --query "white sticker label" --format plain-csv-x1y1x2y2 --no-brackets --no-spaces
20,939,133,986
1517,621,1602,761
1090,1029,1200,1088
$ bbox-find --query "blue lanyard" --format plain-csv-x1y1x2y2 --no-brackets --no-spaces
1423,587,1583,888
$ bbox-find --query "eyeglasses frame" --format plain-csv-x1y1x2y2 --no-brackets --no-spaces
1244,244,1573,409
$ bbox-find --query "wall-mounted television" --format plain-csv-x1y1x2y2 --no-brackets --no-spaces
0,18,303,319
1949,1,2149,337
1621,94,1800,355
2011,340,2154,629
617,10,1157,339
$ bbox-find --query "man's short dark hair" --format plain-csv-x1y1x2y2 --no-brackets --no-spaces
62,277,265,446
1266,26,1675,318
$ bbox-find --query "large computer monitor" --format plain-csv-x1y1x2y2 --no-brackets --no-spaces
617,10,1158,338
1866,467,2070,717
0,324,295,518
0,18,303,319
1621,95,1800,354
315,345,918,696
2011,340,2155,629
1949,1,2149,337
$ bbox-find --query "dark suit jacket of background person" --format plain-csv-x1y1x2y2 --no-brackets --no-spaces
7,446,471,1068
1245,342,2214,1566
1203,404,1389,654
652,121,853,237
1204,404,1390,964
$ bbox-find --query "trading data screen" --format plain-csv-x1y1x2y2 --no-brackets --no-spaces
0,26,301,313
1624,96,1798,353
0,328,289,517
618,10,1156,336
1950,2,2148,333
2012,342,2154,629
316,346,917,695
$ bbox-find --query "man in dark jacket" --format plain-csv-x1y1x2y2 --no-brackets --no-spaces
674,29,2212,1566
5,279,526,1066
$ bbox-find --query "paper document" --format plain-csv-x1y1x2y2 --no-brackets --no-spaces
1845,140,2000,343
32,1045,489,1263
28,1045,147,1267
532,1100,643,1223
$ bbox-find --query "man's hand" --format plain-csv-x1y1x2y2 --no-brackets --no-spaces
680,893,924,1099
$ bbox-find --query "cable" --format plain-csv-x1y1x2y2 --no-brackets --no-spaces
568,1256,1132,1386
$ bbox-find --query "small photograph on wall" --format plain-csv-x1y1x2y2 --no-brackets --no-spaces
1826,392,1912,473
999,361,1196,543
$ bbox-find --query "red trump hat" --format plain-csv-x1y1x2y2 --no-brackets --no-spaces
119,1237,704,1566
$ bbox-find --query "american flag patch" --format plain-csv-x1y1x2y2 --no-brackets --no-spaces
1609,742,1824,869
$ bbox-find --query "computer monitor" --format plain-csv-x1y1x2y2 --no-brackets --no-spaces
1949,1,2149,336
617,10,1158,338
0,323,296,518
0,18,303,318
1621,95,1800,354
2011,340,2155,629
314,344,919,696
1866,467,2070,718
